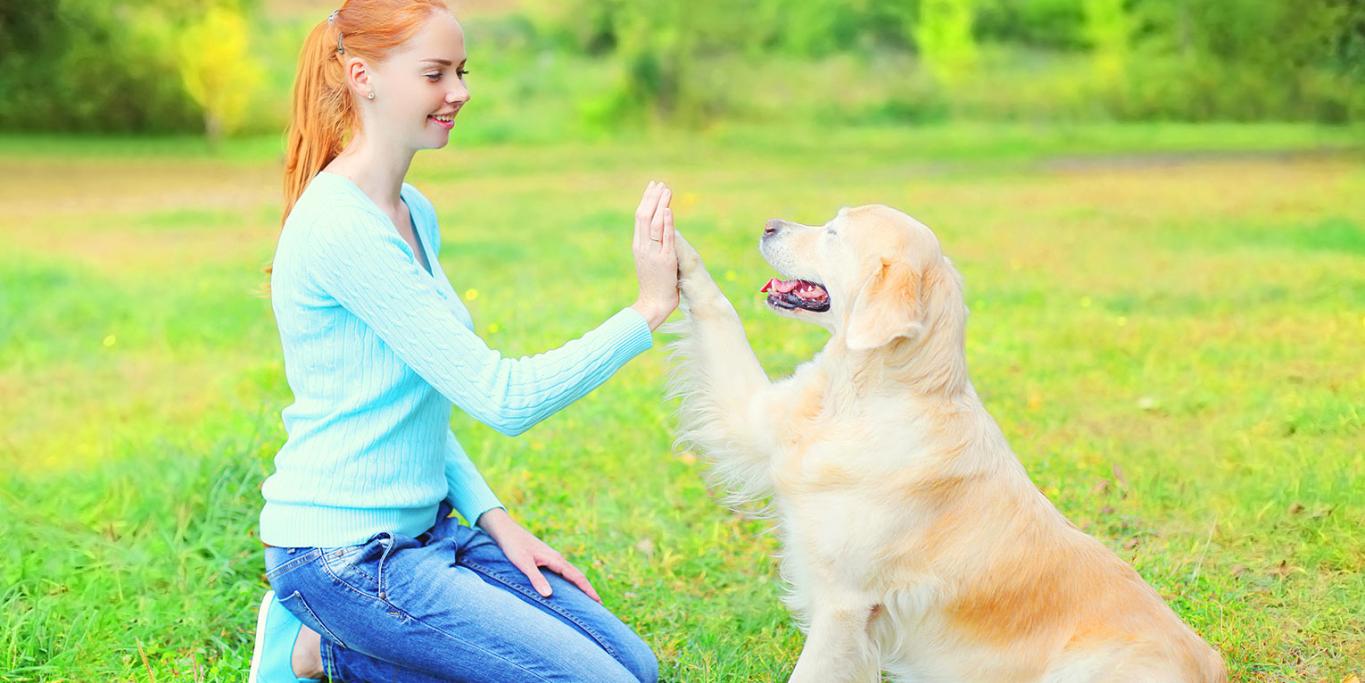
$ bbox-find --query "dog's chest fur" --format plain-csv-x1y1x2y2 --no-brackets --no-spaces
766,357,943,594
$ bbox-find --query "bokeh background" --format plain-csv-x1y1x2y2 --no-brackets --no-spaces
1,0,1362,680
3,0,1365,137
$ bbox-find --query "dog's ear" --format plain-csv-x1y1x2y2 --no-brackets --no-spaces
845,258,923,351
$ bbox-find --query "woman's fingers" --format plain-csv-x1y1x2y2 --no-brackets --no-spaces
548,556,602,604
636,181,659,217
510,553,554,598
662,207,675,254
650,188,671,242
633,181,656,252
516,550,601,604
635,181,668,251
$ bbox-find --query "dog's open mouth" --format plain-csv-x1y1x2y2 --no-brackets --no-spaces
761,278,830,312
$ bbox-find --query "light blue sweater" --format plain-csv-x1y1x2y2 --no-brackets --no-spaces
261,171,653,548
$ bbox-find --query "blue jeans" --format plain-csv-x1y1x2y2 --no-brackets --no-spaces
263,502,658,682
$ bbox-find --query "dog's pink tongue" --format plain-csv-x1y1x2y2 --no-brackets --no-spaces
761,278,798,294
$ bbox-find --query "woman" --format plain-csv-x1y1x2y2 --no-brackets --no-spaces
248,2,676,681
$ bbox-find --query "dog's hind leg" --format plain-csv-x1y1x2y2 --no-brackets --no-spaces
665,232,780,499
787,600,882,683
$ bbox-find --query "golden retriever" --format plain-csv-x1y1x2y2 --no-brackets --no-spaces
665,206,1226,682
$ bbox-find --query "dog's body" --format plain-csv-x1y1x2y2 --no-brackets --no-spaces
666,207,1225,682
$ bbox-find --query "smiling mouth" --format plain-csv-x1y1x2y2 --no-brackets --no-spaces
761,278,830,312
429,114,455,129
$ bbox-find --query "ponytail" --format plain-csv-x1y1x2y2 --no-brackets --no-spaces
281,17,354,226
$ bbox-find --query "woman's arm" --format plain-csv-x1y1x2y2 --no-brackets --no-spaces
442,428,502,527
306,210,654,436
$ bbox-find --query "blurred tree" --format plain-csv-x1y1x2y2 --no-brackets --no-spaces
1121,0,1362,121
976,0,1087,49
756,0,873,57
0,0,261,134
178,6,262,143
913,0,979,85
564,0,923,125
1083,0,1132,85
569,0,758,125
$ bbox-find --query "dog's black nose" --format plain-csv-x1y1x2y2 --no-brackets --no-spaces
763,219,783,238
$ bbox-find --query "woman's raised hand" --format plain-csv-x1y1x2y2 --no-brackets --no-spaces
630,181,680,330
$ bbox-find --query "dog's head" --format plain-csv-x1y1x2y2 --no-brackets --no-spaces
759,204,964,354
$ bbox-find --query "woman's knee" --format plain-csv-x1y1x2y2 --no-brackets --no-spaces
615,631,659,683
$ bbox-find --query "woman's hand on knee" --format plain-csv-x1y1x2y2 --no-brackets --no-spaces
479,508,601,603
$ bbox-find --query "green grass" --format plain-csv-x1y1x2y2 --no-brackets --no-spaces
1,123,1362,681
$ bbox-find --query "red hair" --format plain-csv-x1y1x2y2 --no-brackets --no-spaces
279,0,450,226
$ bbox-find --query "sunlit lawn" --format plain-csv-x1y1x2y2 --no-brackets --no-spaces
1,123,1361,681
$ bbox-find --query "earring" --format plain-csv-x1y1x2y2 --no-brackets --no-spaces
367,91,375,100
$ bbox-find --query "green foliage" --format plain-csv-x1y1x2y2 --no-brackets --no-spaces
554,0,1363,127
563,0,920,125
976,0,1088,49
565,0,766,126
913,0,980,86
0,0,263,134
1,0,1362,133
0,1,193,133
1109,0,1365,121
1082,0,1132,85
750,0,915,57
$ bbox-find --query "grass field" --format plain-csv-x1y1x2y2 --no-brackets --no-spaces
1,122,1362,681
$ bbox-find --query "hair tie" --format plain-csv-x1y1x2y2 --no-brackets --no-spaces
329,10,345,54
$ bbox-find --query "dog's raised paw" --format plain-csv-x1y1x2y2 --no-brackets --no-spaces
674,230,706,277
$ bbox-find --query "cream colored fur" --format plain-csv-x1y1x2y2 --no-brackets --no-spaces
665,206,1226,682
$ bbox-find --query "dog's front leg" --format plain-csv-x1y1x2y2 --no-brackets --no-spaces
787,602,882,683
665,233,779,499
672,232,768,394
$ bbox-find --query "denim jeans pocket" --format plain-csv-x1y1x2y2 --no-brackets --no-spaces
264,547,322,584
278,589,350,651
319,532,396,602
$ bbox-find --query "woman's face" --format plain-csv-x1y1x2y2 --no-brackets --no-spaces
361,10,470,151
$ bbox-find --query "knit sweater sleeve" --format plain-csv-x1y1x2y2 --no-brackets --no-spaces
443,428,503,526
305,209,654,437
